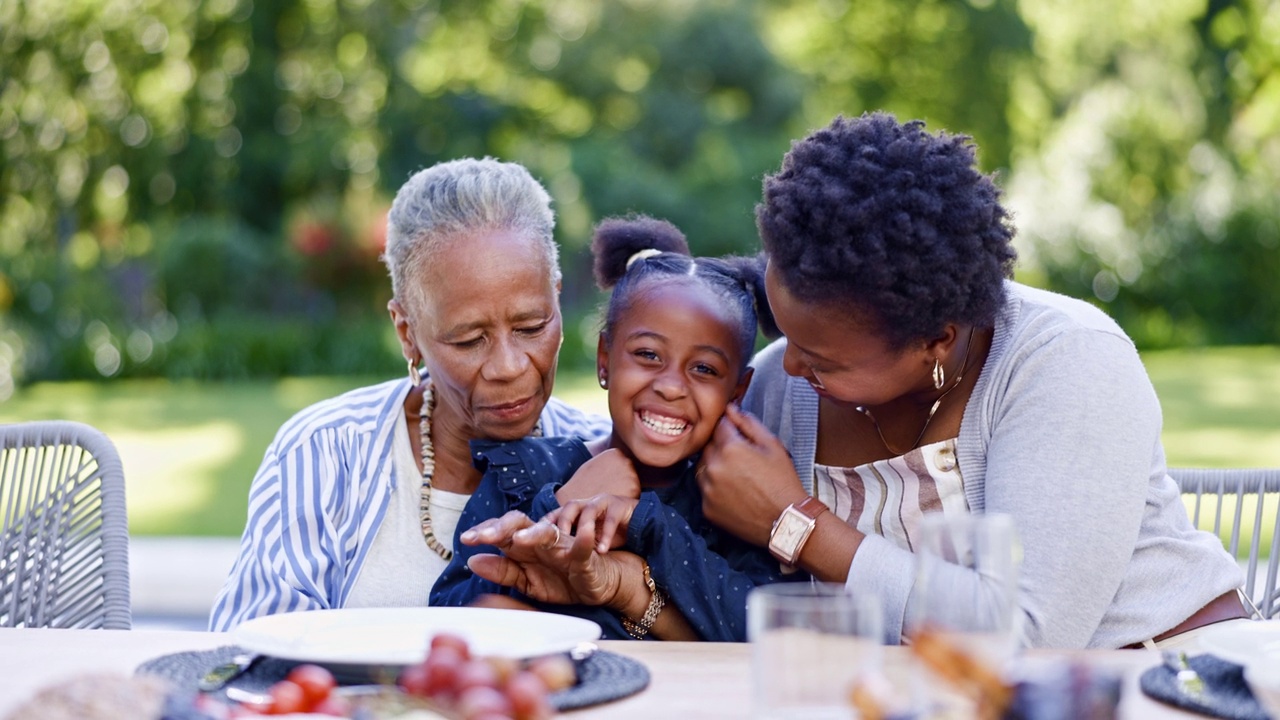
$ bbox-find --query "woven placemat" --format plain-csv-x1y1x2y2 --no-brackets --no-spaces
1139,653,1268,720
135,645,649,712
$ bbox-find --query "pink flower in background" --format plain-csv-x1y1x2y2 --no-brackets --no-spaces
292,220,336,257
362,208,389,257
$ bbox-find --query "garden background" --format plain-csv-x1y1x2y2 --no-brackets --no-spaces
3,0,1280,546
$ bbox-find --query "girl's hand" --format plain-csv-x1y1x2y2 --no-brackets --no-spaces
555,449,641,504
465,510,625,607
544,494,640,553
699,404,809,546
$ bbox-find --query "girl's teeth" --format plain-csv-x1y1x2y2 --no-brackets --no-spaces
641,412,687,436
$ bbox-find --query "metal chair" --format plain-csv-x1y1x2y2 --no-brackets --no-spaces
1170,467,1280,620
0,421,131,629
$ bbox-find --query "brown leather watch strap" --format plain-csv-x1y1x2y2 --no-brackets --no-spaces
793,496,829,521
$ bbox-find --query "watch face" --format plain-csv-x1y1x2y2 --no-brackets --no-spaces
771,508,811,561
776,512,806,546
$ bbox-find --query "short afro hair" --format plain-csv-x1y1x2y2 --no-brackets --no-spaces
757,112,1017,349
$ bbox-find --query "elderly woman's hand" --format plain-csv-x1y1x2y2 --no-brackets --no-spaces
463,510,629,608
544,493,639,553
699,404,809,546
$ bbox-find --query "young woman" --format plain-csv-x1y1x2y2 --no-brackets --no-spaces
431,215,796,641
697,112,1247,650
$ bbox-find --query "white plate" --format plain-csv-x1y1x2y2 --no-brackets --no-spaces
232,607,601,666
1197,620,1280,668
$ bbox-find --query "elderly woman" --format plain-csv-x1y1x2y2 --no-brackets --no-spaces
698,112,1247,650
209,158,607,631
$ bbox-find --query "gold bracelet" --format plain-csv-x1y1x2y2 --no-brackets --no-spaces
621,561,665,639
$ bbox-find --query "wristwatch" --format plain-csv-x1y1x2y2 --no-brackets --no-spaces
768,496,828,566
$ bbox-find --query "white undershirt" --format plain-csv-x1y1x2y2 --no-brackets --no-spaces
345,411,471,608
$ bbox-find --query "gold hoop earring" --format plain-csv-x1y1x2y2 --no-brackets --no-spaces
932,358,945,390
408,357,422,387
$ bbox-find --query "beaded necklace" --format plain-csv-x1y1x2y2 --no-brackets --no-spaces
416,383,541,561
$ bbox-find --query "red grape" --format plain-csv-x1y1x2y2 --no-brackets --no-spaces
421,648,466,700
310,695,353,717
457,685,514,720
505,671,553,720
398,661,432,697
267,680,307,715
430,632,472,660
286,664,336,708
394,632,558,720
456,659,500,693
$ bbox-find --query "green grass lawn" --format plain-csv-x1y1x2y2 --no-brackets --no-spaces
1140,345,1280,468
2,347,1277,545
0,373,609,537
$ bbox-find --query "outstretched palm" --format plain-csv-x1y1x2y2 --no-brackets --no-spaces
465,510,626,607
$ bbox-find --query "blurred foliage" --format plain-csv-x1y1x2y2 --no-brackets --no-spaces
1005,0,1280,347
2,0,1279,398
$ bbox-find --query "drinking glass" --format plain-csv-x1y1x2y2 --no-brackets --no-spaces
910,512,1022,671
748,582,884,720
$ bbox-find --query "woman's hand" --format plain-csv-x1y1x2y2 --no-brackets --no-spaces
462,511,699,640
556,449,641,504
699,404,809,546
463,510,624,607
544,494,640,553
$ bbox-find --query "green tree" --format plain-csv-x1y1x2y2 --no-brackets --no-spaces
1004,0,1280,347
4,0,1279,391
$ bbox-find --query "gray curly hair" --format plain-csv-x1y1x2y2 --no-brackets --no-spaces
382,158,560,315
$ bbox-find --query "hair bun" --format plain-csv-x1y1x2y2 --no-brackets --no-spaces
591,215,691,289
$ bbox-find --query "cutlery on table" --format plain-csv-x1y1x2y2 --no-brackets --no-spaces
198,652,262,692
223,687,271,706
1162,650,1205,698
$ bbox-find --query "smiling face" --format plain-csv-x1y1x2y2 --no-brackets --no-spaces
398,227,563,441
599,279,749,472
765,261,933,408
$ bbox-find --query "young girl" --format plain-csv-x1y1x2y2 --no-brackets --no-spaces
430,215,796,641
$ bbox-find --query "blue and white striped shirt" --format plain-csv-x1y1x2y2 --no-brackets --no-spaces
208,377,609,631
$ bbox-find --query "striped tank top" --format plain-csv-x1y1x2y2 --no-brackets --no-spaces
812,438,970,552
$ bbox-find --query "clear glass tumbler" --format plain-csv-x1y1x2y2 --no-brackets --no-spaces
748,582,884,720
911,512,1022,672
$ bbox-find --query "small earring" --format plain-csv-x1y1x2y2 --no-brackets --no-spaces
598,371,608,389
408,357,422,387
932,358,945,390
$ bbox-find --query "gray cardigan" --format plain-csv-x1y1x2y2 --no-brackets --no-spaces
742,281,1242,649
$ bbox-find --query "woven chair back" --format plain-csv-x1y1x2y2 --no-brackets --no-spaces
1171,467,1280,620
1,421,131,629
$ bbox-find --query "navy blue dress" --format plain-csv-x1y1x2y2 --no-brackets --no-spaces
429,437,799,641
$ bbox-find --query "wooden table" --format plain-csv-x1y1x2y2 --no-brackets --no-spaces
0,628,1205,718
